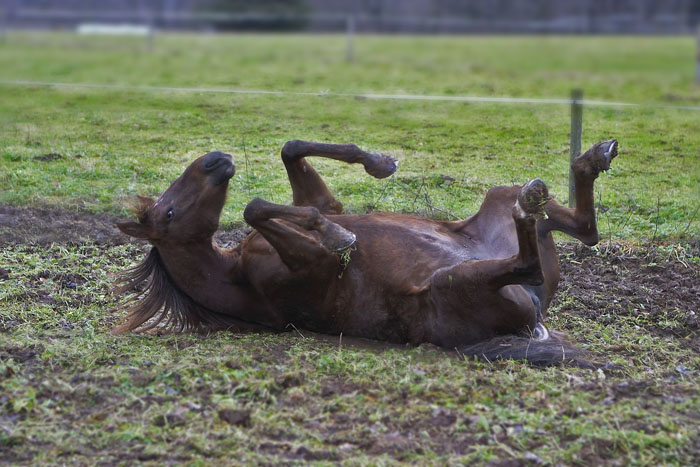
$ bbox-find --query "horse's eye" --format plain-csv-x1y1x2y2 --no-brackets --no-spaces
167,209,174,221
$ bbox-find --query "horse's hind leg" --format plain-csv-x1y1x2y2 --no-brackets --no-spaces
243,197,355,270
281,140,398,214
430,179,550,345
538,139,618,245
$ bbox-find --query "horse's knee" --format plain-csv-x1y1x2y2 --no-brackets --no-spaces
579,230,599,247
244,197,321,228
573,216,599,246
281,140,306,163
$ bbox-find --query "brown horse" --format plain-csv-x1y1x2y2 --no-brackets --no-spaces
116,139,618,365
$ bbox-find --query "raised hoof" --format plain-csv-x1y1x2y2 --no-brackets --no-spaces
573,139,618,178
364,153,398,179
515,178,549,220
320,222,357,253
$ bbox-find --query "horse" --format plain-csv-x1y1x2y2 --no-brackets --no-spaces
115,139,618,365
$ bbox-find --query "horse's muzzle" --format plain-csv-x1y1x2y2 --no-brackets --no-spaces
202,152,236,185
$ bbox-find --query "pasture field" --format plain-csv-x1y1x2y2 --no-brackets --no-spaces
0,32,699,240
0,32,699,464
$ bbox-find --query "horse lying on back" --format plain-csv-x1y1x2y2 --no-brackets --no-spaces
116,139,618,365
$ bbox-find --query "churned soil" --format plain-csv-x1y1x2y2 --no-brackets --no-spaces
553,242,699,346
0,204,250,247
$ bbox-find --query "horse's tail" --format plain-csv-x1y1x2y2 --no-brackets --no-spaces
457,331,595,368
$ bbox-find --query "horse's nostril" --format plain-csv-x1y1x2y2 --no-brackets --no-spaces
203,152,233,171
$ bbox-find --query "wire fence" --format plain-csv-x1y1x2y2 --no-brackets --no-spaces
2,77,697,217
2,79,699,112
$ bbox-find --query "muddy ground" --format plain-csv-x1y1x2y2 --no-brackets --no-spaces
1,204,699,464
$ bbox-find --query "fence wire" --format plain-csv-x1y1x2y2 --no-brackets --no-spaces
2,79,699,112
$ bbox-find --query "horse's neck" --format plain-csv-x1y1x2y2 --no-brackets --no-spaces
158,241,241,314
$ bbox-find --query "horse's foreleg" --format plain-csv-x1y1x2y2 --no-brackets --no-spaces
538,139,618,246
281,140,398,214
243,197,355,270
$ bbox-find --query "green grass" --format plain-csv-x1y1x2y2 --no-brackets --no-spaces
0,32,699,240
0,32,699,464
1,242,698,464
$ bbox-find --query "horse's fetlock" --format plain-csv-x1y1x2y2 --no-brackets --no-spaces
528,270,545,286
514,259,543,285
243,198,266,224
307,206,322,226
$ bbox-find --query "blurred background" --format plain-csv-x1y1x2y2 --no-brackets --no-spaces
3,0,700,34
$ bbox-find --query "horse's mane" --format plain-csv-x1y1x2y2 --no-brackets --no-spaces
113,247,243,333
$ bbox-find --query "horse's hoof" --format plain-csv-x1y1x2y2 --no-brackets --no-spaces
320,223,357,252
364,153,398,179
532,322,550,341
573,139,618,178
516,178,549,219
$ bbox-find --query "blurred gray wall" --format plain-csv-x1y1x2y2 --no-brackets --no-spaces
5,0,699,34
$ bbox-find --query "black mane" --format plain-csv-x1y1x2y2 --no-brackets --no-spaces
114,247,245,333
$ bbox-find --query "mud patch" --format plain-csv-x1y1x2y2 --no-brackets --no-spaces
0,204,251,247
0,205,126,245
33,153,64,162
553,242,700,344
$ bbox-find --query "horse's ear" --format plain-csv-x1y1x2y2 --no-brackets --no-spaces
136,195,155,207
117,221,150,239
130,196,155,222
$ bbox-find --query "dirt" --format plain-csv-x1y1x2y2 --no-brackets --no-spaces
33,153,64,162
0,204,251,247
0,205,127,245
553,242,700,344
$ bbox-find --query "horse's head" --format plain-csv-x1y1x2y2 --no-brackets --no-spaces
117,151,235,244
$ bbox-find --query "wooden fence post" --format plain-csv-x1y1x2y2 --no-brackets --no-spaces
0,4,6,42
146,8,155,52
346,14,355,62
569,89,583,208
696,25,700,84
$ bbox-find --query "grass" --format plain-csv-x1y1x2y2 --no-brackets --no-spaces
0,32,699,464
0,32,698,240
1,243,698,464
